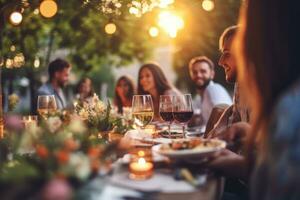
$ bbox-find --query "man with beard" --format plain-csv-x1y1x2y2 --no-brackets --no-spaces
189,56,232,127
37,58,71,110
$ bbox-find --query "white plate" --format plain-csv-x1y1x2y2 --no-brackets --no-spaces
152,139,226,160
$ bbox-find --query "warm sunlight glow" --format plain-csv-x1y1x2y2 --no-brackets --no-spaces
40,0,58,18
159,0,174,8
202,0,215,12
158,11,184,38
105,23,117,34
149,27,159,37
9,12,22,26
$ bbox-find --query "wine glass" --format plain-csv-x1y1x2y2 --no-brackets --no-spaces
173,94,194,138
37,95,57,119
37,95,49,120
132,95,154,132
48,95,57,115
159,95,174,138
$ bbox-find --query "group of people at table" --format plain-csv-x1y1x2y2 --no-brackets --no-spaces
36,0,300,199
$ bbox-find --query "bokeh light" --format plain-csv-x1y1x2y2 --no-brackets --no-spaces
105,23,117,34
149,27,159,37
202,0,215,12
9,11,23,26
34,57,40,68
159,0,174,8
39,0,58,18
158,11,184,38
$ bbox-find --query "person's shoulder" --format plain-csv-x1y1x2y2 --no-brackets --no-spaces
37,83,52,95
271,80,300,141
205,81,232,101
207,81,228,92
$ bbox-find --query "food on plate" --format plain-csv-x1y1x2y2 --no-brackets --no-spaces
159,139,224,151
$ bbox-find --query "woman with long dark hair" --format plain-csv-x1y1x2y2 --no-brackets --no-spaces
137,63,181,120
76,77,94,103
114,75,135,114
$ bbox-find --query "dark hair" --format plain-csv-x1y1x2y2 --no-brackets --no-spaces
114,75,135,113
137,63,172,95
219,25,238,51
188,56,215,71
48,58,71,81
236,0,300,154
76,77,94,98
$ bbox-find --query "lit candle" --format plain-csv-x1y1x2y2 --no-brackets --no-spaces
23,115,38,129
129,157,153,180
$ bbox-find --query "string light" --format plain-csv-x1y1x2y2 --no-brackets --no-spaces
202,0,215,12
149,27,159,37
9,11,23,26
40,0,58,18
105,23,117,34
34,57,40,68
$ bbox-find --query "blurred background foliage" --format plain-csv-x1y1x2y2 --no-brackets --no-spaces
0,0,241,112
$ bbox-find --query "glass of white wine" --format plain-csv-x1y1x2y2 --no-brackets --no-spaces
132,95,154,132
48,95,58,115
37,95,57,120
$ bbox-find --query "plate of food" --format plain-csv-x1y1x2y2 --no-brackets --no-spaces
152,138,226,160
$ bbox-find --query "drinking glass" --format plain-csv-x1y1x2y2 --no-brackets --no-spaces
132,95,154,132
48,95,57,115
37,95,57,119
159,95,174,138
173,94,194,138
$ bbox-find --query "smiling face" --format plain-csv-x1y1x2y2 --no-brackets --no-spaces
139,67,156,93
218,37,237,83
189,61,214,89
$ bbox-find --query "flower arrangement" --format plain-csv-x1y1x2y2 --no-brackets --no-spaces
75,93,133,135
0,112,123,198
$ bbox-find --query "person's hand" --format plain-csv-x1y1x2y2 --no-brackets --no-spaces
205,149,248,180
209,122,250,152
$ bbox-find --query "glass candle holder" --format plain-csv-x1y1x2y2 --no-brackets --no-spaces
23,115,38,129
129,148,154,180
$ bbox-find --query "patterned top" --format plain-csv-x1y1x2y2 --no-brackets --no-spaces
208,83,250,138
251,79,300,200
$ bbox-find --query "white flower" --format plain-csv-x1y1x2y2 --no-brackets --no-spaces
68,118,87,134
68,153,91,180
47,116,63,133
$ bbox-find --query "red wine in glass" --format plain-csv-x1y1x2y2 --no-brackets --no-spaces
159,95,173,138
173,111,193,123
173,94,193,138
159,111,174,122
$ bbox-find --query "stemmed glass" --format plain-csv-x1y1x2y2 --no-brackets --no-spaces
132,95,154,132
173,94,194,138
37,95,57,120
48,95,58,115
159,95,174,138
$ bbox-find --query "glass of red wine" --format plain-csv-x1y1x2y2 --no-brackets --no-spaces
173,94,194,138
159,95,174,138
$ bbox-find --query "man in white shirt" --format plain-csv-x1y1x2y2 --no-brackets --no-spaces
189,56,232,127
